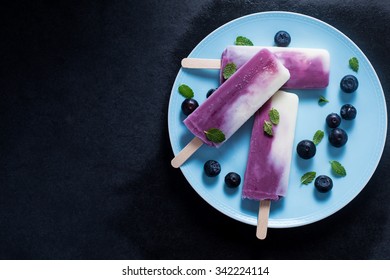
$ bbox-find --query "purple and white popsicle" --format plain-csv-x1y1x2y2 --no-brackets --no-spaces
184,49,290,148
243,91,299,201
221,46,330,89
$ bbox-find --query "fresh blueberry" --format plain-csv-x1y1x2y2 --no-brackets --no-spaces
274,31,291,47
225,172,241,188
340,75,359,93
181,98,199,116
328,128,348,147
206,88,217,98
326,113,341,128
314,175,333,193
203,160,221,177
296,140,316,159
340,104,357,120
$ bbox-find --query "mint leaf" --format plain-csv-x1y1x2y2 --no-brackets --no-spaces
313,130,324,145
269,108,280,125
301,171,316,185
330,160,347,177
349,57,359,72
235,36,254,46
178,84,194,98
263,120,273,136
204,128,225,143
222,63,237,80
318,96,329,105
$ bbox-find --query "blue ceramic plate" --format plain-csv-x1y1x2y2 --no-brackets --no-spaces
168,12,387,228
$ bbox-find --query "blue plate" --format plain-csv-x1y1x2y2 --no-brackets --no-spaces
168,12,387,228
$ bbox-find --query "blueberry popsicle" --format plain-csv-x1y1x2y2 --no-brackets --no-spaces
221,46,329,89
182,45,330,89
242,90,299,239
171,49,290,168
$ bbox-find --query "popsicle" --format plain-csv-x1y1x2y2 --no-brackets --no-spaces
242,90,299,239
182,45,330,89
171,48,290,168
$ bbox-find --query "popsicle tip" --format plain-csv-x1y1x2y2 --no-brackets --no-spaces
181,58,221,69
171,158,181,168
256,200,271,240
170,137,203,169
256,227,267,240
181,58,188,68
256,231,267,240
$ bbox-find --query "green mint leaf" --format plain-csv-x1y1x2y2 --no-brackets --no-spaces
204,128,226,143
318,95,329,105
313,130,324,145
222,63,237,80
269,108,280,125
263,120,273,136
330,160,347,177
235,36,254,46
178,84,194,98
301,171,316,185
349,57,359,72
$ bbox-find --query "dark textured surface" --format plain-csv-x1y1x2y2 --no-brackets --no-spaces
0,0,389,259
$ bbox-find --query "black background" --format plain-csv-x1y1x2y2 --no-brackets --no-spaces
1,0,389,259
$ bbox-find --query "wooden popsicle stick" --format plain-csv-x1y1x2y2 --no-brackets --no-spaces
171,137,203,168
181,58,221,69
256,200,271,240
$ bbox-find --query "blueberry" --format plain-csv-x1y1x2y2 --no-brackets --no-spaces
203,160,221,177
340,75,358,93
297,140,316,159
181,98,199,116
340,104,357,120
328,128,348,147
326,113,341,128
314,175,333,193
206,88,216,98
225,172,241,188
274,31,291,47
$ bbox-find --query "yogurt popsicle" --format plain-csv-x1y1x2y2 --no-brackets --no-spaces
221,46,330,89
243,90,299,200
171,49,290,168
242,91,299,239
184,48,290,148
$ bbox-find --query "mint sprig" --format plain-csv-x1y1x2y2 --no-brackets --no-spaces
301,171,316,185
204,128,225,143
313,130,324,145
269,108,280,125
235,36,254,46
330,160,347,177
263,108,280,136
318,96,329,105
263,120,273,136
222,62,237,80
349,57,359,72
178,84,194,98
